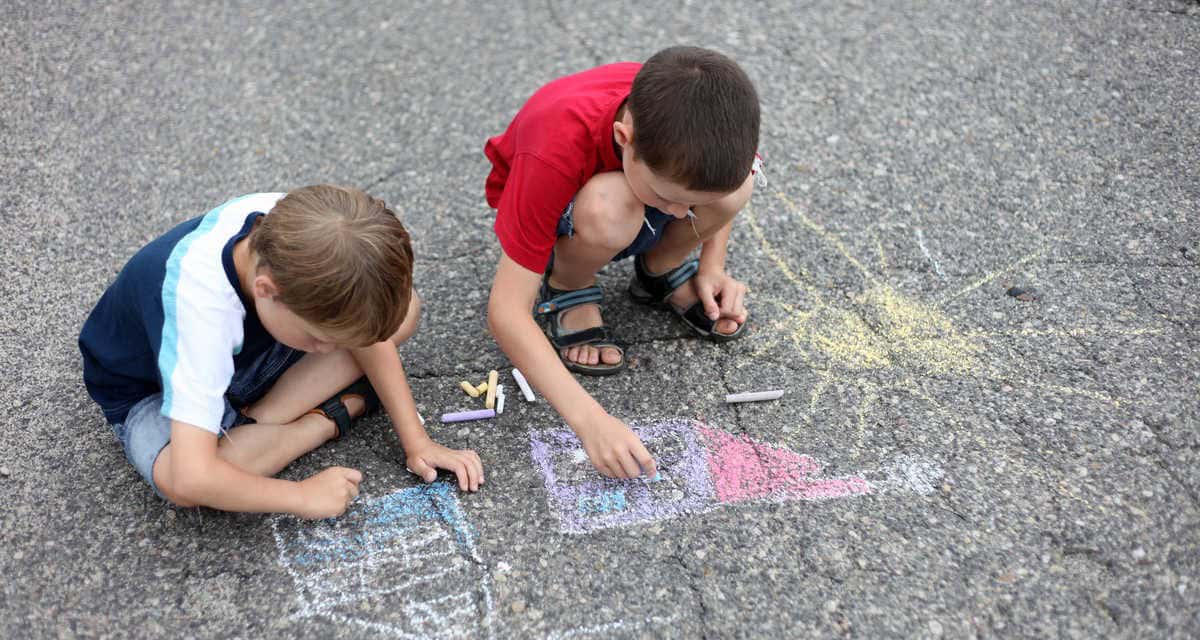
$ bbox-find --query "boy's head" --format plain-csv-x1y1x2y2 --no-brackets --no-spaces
249,185,413,351
615,46,760,213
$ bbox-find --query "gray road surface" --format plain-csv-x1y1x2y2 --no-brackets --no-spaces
2,1,1198,638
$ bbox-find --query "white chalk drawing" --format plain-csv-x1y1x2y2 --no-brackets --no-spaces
272,482,494,639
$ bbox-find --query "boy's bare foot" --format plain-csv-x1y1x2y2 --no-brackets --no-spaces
665,281,741,335
556,303,623,367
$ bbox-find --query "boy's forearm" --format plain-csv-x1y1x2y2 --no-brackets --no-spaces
488,298,605,428
173,449,303,513
351,341,431,451
698,218,733,272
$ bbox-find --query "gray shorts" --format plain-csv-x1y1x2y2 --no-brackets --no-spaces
110,342,304,496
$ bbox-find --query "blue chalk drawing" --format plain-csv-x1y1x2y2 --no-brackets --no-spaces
272,483,494,639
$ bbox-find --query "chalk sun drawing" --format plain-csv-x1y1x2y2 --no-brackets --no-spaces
272,482,494,639
531,419,942,534
740,191,1167,461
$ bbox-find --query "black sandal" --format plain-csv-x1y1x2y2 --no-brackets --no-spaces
629,254,748,342
535,278,627,376
306,376,381,440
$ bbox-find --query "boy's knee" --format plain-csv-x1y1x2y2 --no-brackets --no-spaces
703,173,755,220
572,174,644,252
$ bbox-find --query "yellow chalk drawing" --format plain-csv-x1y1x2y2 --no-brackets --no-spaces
744,186,1150,451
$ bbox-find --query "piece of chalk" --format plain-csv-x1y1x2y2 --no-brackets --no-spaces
496,391,505,415
725,389,785,403
511,368,535,402
418,412,425,426
460,381,480,398
485,369,499,409
475,381,489,394
440,409,496,423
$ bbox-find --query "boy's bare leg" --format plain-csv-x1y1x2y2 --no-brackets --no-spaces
548,172,643,366
217,294,423,476
641,177,753,335
215,396,364,476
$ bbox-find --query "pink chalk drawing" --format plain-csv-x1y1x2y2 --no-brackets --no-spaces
530,419,944,534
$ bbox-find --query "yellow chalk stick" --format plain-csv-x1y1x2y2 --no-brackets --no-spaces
460,381,480,398
484,369,499,409
476,381,489,394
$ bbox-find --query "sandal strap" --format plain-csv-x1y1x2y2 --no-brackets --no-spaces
634,255,700,303
307,376,378,440
536,284,603,315
549,325,618,350
309,397,352,439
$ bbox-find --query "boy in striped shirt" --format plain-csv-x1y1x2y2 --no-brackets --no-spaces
80,185,482,518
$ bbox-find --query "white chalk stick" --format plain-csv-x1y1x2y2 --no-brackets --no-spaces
511,368,535,402
497,391,505,415
724,389,785,403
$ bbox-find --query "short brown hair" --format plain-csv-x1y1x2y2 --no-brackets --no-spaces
628,46,760,192
251,185,413,347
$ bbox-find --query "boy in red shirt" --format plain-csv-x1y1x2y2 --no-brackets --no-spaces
485,46,760,480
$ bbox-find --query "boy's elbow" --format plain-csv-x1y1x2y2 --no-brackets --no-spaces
165,457,214,508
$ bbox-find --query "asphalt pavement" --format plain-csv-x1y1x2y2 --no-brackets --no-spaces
2,1,1198,638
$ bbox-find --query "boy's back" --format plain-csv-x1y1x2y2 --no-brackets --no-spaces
80,192,284,430
484,62,638,274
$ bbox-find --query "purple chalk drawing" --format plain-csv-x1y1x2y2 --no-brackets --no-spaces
530,418,944,534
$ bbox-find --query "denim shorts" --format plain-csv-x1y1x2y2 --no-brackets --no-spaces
110,341,305,496
556,201,676,264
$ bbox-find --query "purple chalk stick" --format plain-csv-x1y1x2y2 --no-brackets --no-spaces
440,409,496,423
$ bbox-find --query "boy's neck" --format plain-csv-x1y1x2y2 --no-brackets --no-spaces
231,236,257,302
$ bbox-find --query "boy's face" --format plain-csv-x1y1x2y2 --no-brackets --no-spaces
252,274,344,354
614,110,728,218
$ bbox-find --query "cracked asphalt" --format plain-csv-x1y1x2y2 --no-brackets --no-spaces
2,1,1198,638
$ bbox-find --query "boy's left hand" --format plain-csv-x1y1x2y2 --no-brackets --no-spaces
405,440,484,492
694,269,748,332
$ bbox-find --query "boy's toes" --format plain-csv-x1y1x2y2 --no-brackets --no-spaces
600,347,622,365
715,318,741,335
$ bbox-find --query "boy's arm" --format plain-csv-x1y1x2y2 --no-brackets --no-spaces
487,253,657,480
350,323,483,492
694,174,755,325
168,421,360,518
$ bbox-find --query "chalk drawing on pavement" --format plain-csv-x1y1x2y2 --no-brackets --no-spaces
738,190,1170,472
271,482,494,639
531,419,942,534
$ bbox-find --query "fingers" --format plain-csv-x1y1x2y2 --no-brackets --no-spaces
340,467,363,484
718,280,747,322
632,442,658,479
614,448,642,479
697,280,721,320
468,450,484,490
408,458,437,483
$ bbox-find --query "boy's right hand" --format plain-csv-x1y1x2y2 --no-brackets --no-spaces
294,467,363,519
578,414,658,480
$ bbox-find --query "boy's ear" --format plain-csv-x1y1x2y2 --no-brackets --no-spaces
252,273,279,300
613,117,633,149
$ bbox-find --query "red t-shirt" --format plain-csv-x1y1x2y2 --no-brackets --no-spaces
484,62,639,274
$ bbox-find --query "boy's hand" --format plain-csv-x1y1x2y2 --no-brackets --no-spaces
694,269,748,329
578,414,658,480
294,467,362,519
405,440,484,492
